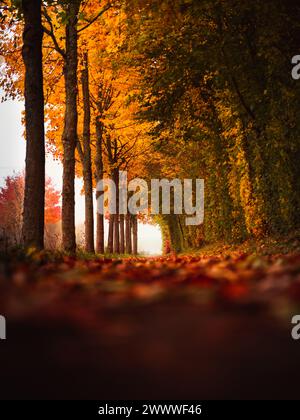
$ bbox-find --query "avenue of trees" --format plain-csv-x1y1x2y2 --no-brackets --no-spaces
1,0,300,254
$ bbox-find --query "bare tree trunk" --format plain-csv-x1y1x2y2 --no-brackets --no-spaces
62,1,81,254
95,117,104,254
120,214,125,254
113,170,120,254
113,215,119,254
22,0,45,250
108,215,114,254
96,213,104,254
80,51,94,254
125,214,132,254
132,216,138,255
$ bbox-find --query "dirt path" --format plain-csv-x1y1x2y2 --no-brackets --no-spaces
0,253,300,399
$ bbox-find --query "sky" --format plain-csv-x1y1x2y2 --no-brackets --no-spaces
0,98,162,254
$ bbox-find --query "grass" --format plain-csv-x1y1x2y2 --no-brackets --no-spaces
2,230,300,264
185,230,300,258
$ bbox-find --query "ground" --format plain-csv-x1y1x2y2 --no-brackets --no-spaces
1,249,300,399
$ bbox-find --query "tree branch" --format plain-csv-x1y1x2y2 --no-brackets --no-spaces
77,137,84,162
42,7,66,59
77,3,112,33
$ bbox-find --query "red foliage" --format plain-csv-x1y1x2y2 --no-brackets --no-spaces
0,173,61,228
1,252,300,399
45,178,61,225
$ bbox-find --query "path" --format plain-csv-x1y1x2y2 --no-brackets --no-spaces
0,253,300,399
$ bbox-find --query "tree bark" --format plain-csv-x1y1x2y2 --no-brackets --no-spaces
113,215,119,254
120,214,125,254
108,215,114,254
80,52,94,254
113,170,120,254
96,213,104,254
132,216,138,255
62,1,81,253
21,0,45,250
125,214,132,254
95,117,104,254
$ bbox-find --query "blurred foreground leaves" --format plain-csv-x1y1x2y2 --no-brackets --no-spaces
1,252,300,323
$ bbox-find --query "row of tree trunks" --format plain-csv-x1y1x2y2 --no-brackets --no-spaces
107,214,138,255
20,1,137,255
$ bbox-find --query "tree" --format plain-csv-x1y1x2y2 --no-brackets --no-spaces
93,82,115,254
0,174,23,246
125,214,132,254
124,0,300,251
35,2,148,255
21,0,45,250
60,0,81,253
77,51,95,253
132,215,138,255
0,174,61,249
95,114,105,254
42,1,113,253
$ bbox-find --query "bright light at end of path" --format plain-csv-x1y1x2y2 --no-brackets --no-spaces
138,223,162,256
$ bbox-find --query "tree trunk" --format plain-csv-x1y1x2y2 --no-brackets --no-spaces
132,216,138,255
113,170,120,254
95,117,104,254
125,214,132,254
108,215,114,254
113,215,119,254
96,213,104,254
62,1,81,254
21,0,45,250
81,52,94,254
120,214,125,254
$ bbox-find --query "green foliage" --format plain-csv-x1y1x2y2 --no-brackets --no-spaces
124,0,300,252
